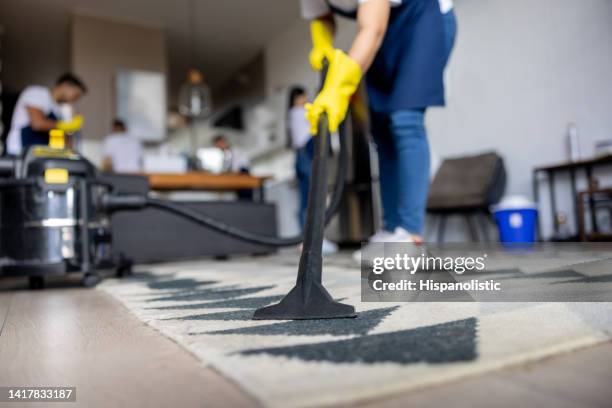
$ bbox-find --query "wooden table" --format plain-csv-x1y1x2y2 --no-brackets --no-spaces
576,188,612,241
533,154,612,240
146,172,270,201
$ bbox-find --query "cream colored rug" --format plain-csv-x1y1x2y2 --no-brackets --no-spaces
99,250,612,407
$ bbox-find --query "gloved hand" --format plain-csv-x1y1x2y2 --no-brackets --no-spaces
56,115,84,133
305,49,362,134
309,20,334,71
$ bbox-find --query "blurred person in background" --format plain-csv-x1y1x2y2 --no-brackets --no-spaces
102,119,143,173
212,134,253,200
212,134,250,173
6,73,86,155
287,86,338,255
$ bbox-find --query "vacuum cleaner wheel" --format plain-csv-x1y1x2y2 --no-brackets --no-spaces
28,276,45,290
82,273,102,288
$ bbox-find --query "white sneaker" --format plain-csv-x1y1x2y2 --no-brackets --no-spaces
322,238,339,255
368,229,395,243
298,238,339,256
353,227,415,262
351,229,392,262
385,227,414,243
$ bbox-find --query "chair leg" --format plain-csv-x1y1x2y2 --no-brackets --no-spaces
437,215,446,244
465,214,479,242
478,211,491,242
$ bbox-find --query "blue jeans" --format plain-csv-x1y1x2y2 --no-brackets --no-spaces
295,139,315,228
372,110,429,235
371,10,456,235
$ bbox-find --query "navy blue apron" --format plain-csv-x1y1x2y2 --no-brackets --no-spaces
21,111,58,151
325,0,446,113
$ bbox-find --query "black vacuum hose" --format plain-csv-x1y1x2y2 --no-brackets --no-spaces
142,125,347,247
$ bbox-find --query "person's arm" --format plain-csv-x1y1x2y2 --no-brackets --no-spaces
317,13,336,36
309,13,336,71
304,0,390,134
26,106,84,134
101,157,113,172
290,108,311,148
102,139,114,172
25,106,57,132
348,0,390,71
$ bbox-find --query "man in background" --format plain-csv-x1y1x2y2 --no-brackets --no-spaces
212,134,249,173
212,134,253,200
6,73,86,155
102,119,143,173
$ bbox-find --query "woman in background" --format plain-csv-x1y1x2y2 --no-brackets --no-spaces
287,86,338,254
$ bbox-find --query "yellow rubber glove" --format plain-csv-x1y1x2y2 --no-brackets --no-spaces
305,49,362,134
56,115,83,133
309,20,334,71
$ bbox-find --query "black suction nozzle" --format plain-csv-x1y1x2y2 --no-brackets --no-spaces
253,112,356,320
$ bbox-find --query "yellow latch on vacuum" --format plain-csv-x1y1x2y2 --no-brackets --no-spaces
44,168,69,184
49,129,66,150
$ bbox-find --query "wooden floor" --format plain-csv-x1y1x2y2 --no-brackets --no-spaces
356,342,612,408
1,276,611,408
0,277,258,408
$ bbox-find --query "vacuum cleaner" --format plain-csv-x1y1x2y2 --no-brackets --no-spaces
0,143,123,289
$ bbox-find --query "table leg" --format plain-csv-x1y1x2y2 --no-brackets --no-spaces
569,168,578,236
577,192,587,241
586,165,599,233
548,170,559,236
257,186,265,203
533,170,542,241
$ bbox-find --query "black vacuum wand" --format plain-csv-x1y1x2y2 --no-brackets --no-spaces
252,111,356,320
253,62,355,319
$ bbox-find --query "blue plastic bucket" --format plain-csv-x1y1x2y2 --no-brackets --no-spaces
493,207,538,243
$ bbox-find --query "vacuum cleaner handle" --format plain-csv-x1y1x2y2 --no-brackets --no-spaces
315,59,331,143
320,59,329,89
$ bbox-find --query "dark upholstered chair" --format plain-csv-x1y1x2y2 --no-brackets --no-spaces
427,151,506,243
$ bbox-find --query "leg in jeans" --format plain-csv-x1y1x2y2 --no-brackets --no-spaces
371,111,399,231
295,140,314,229
297,171,309,228
389,109,430,235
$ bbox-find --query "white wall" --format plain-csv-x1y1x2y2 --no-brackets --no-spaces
428,0,612,239
264,0,612,240
0,0,70,91
71,14,167,141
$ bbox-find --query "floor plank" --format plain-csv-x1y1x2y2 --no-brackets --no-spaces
0,292,12,337
354,376,582,408
353,342,612,408
500,343,612,408
0,283,258,408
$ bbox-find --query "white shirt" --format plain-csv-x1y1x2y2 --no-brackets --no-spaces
289,106,311,149
300,0,453,19
227,148,250,173
7,85,60,155
103,132,143,173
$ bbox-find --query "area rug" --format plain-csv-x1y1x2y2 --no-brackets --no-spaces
99,250,612,407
